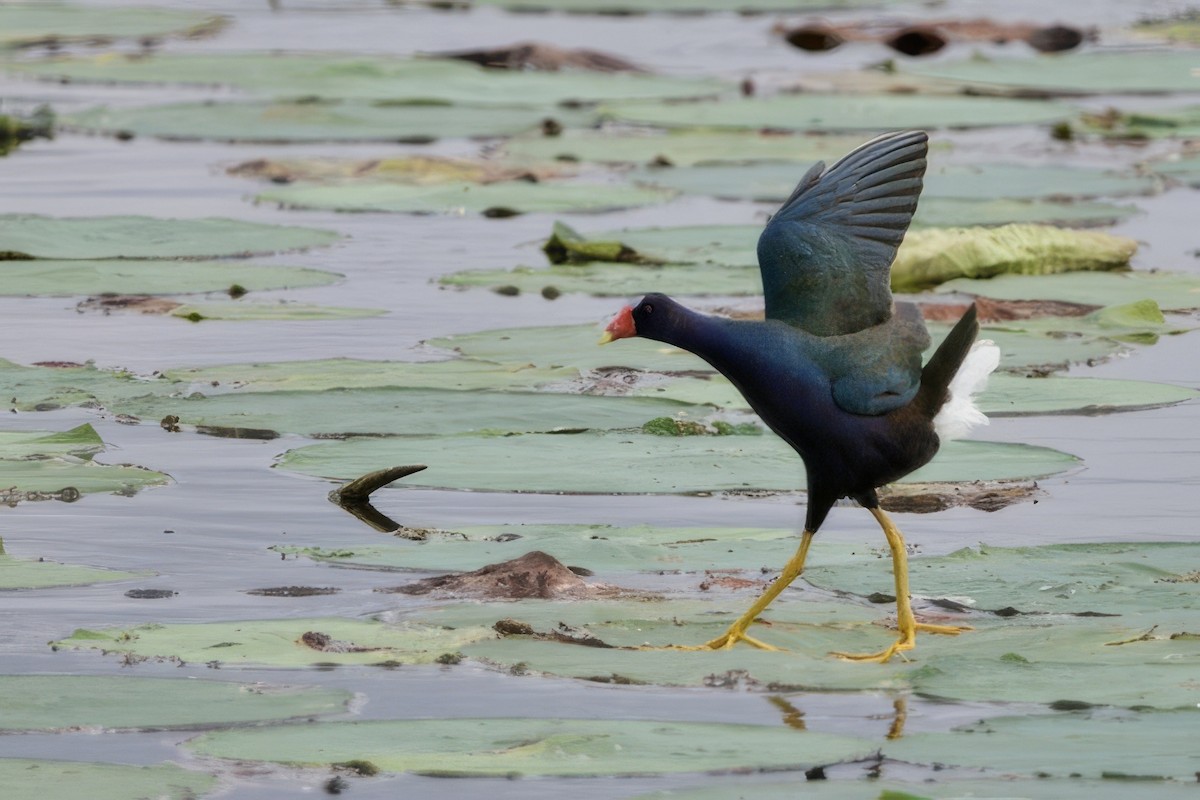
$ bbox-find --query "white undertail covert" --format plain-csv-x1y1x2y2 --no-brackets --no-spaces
934,339,1001,440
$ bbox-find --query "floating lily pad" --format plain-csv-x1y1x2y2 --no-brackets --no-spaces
890,225,1137,292
0,358,170,412
441,0,895,11
274,524,832,575
1150,153,1200,186
0,675,349,731
632,163,1156,203
501,129,869,166
939,271,1200,312
1134,13,1200,45
440,595,1198,706
9,52,721,105
443,260,760,297
53,617,495,668
979,375,1196,416
0,759,216,800
171,302,386,322
0,5,224,49
887,711,1200,780
229,154,571,185
0,215,337,260
0,551,144,590
0,260,338,297
66,100,586,144
0,424,170,501
634,777,1200,800
904,51,1200,96
277,433,1078,494
164,357,575,394
187,717,874,777
120,387,698,437
603,94,1072,132
257,179,674,215
1084,106,1200,140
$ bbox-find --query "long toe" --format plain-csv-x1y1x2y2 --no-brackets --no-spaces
668,629,783,652
914,622,973,636
830,640,913,664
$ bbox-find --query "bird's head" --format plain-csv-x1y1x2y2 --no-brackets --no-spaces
599,293,674,345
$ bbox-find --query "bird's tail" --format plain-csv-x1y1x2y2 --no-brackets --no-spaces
916,304,1000,440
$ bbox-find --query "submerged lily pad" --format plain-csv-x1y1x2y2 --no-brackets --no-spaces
1150,153,1200,186
603,94,1072,132
0,260,338,297
903,51,1200,96
53,617,495,668
66,100,586,144
277,433,1078,494
1084,106,1200,140
0,759,216,800
0,551,144,590
0,424,170,501
887,711,1200,779
9,52,721,105
0,214,337,260
0,5,224,49
632,162,1156,203
0,675,349,731
188,717,873,777
939,271,1200,312
257,179,673,215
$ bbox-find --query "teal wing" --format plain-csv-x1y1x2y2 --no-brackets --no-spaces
756,130,928,338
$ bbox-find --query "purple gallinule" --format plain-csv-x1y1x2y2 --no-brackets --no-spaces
601,130,998,662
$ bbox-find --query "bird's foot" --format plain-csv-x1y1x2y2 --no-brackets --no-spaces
914,622,972,636
830,637,914,664
670,627,782,652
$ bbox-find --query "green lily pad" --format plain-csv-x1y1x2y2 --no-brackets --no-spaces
1,551,144,590
603,94,1072,132
0,424,170,501
443,260,760,297
442,0,896,11
978,375,1196,416
164,357,575,394
939,270,1200,312
53,617,495,668
120,387,698,437
442,595,1198,707
1084,106,1200,140
171,302,386,322
187,717,874,777
634,777,1200,800
277,433,1078,494
886,711,1200,780
65,100,588,144
0,215,337,260
0,675,349,731
0,759,216,800
257,179,673,215
0,358,171,412
890,225,1137,293
0,5,224,49
9,52,721,105
1148,154,1200,187
501,129,870,166
903,51,1200,96
0,259,339,297
632,163,1156,203
1134,13,1200,45
274,524,832,575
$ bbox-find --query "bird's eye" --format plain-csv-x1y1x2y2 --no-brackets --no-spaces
642,303,654,314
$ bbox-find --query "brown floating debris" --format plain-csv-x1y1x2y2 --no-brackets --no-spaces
380,550,637,600
436,42,645,73
299,630,379,653
77,294,182,315
779,18,1089,56
247,586,340,597
919,297,1100,324
880,480,1044,514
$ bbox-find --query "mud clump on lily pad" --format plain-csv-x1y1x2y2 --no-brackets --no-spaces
379,550,635,600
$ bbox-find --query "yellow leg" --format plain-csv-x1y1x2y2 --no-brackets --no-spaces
674,529,815,651
832,508,971,664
